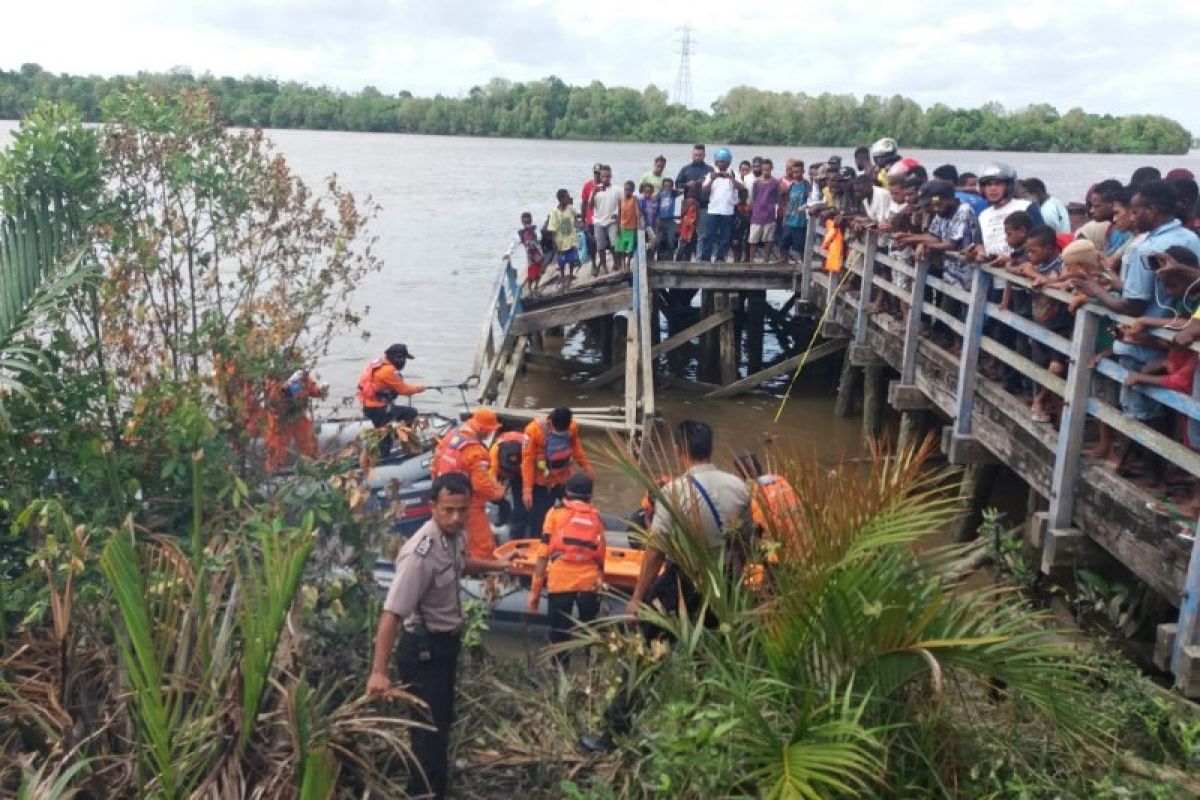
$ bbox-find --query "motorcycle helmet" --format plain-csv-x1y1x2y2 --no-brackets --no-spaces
714,147,733,163
869,137,899,161
977,162,1018,196
886,157,922,179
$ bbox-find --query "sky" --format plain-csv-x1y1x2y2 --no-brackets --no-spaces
4,0,1200,135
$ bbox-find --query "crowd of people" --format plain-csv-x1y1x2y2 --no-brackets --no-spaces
503,138,1200,523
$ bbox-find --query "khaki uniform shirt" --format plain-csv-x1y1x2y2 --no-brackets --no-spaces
383,519,464,633
650,463,751,551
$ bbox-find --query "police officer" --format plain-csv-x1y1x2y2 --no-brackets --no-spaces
580,419,751,754
366,472,514,799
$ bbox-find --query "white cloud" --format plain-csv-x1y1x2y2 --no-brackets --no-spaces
2,0,1197,134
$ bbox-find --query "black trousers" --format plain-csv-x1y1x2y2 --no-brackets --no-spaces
547,590,601,666
397,630,461,799
363,405,394,458
506,474,528,538
527,483,564,539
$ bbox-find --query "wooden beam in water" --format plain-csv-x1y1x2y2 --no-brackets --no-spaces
704,338,847,399
582,309,734,390
496,335,529,409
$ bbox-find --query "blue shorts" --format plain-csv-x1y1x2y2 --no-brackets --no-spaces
556,247,580,268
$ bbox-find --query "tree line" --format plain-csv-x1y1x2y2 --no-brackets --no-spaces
0,62,1191,154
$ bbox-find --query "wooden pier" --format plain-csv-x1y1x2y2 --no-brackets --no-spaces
468,223,1200,698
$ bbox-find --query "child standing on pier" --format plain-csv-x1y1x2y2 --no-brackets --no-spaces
506,212,545,296
616,180,642,272
655,178,678,258
639,182,658,259
675,196,698,261
548,189,581,290
1018,226,1072,423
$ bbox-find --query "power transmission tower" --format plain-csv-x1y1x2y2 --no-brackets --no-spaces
672,25,695,109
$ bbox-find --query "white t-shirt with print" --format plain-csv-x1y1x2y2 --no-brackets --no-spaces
705,173,739,216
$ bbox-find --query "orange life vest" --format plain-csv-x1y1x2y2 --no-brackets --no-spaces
356,358,393,405
755,474,798,519
821,219,844,273
431,426,487,478
546,500,605,566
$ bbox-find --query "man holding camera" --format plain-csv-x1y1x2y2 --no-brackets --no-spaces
366,473,514,799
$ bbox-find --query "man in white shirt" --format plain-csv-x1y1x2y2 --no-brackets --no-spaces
698,147,744,263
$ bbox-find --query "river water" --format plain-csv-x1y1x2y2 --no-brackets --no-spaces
5,121,1200,507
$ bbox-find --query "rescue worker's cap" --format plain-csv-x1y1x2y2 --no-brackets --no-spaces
385,343,415,360
469,408,500,433
565,473,594,499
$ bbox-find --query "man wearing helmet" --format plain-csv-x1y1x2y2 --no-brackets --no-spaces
698,147,745,263
869,138,902,187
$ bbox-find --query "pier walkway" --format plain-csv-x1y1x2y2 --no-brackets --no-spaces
468,225,1200,698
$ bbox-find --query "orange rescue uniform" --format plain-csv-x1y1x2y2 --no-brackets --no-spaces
265,372,322,471
431,422,507,560
521,417,592,490
357,359,424,409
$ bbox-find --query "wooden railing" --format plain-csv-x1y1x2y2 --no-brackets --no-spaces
800,227,1200,696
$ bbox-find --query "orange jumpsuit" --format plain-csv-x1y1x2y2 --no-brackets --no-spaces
265,372,322,471
520,417,592,491
432,422,507,560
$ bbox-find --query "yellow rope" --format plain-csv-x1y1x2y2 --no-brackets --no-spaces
772,264,856,423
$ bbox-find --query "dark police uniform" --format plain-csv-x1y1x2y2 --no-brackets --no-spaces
383,518,465,799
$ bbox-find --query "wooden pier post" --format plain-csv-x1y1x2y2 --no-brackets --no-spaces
862,364,886,443
948,463,1001,542
946,268,993,464
717,292,738,386
746,292,766,374
895,409,929,453
699,290,718,383
611,314,628,369
888,258,931,412
799,220,816,304
599,315,615,366
834,355,860,418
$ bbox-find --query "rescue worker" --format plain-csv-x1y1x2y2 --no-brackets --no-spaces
489,427,529,537
357,343,427,458
521,406,595,544
431,408,507,560
264,367,326,471
366,472,516,800
580,419,750,754
733,452,800,539
527,473,606,667
734,452,804,574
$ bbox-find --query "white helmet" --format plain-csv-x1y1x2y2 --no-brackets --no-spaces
869,137,899,160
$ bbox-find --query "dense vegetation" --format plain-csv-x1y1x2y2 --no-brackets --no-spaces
1,62,1192,154
0,92,417,796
